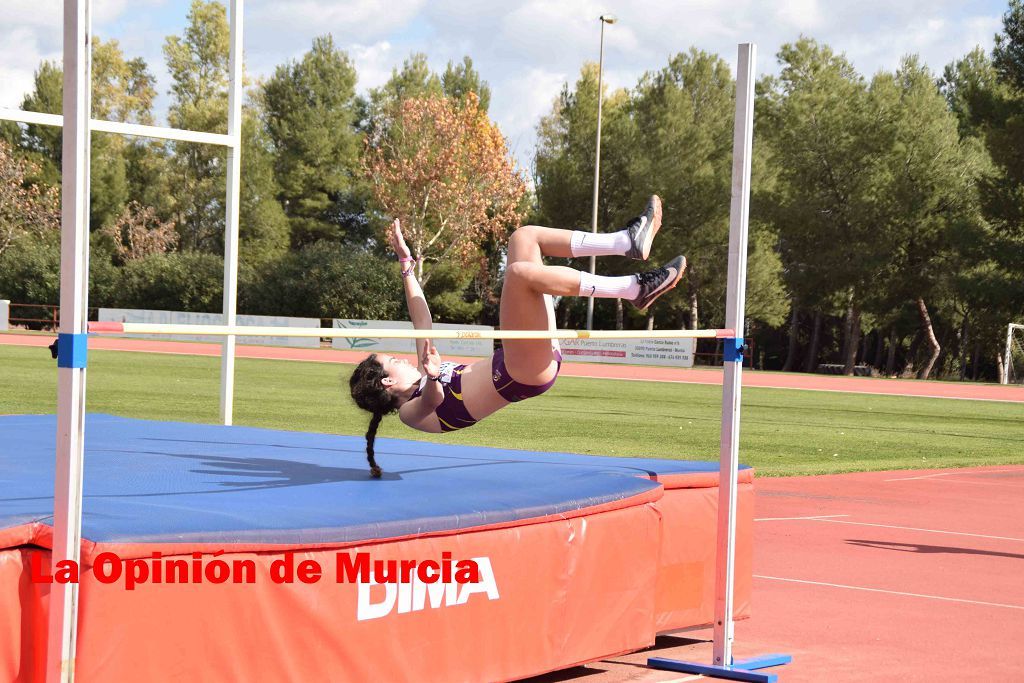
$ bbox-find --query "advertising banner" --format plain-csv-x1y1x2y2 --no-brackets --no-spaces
331,319,494,357
98,308,321,348
559,336,695,368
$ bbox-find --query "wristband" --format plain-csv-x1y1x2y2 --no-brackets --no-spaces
399,255,419,277
427,374,441,382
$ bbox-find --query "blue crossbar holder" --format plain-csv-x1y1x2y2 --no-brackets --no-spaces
56,333,88,369
648,654,792,682
723,337,745,363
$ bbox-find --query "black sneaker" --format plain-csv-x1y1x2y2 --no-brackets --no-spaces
625,195,663,260
630,255,686,311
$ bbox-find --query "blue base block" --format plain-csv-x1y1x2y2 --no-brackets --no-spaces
648,654,792,683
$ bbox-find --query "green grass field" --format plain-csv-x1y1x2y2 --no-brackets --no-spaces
2,344,1022,476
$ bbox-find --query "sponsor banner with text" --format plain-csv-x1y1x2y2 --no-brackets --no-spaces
559,335,694,368
98,308,321,348
331,319,494,357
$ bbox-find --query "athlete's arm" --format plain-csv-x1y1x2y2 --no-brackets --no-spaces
388,218,432,370
399,342,443,426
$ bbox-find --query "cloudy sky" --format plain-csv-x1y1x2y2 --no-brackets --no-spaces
0,0,1009,170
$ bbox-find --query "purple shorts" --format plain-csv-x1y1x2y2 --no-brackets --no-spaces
490,346,562,402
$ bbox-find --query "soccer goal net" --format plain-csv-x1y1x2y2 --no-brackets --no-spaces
1004,323,1024,385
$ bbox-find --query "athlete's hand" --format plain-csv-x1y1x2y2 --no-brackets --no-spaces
387,218,412,260
421,341,442,379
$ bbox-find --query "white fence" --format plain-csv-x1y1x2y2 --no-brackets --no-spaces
331,319,494,357
98,308,321,347
559,336,695,367
0,300,8,331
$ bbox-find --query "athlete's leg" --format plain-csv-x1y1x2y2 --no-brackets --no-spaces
497,195,667,384
498,226,569,385
508,194,662,262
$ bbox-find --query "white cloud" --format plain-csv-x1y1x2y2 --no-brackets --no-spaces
493,67,567,171
1,0,1007,169
0,0,163,108
0,27,58,108
248,0,426,39
349,41,396,92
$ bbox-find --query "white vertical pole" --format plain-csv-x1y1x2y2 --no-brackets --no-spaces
712,43,755,669
220,0,243,425
586,18,607,332
48,1,90,681
1002,323,1014,385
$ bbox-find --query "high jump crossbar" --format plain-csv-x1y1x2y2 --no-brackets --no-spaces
87,322,734,340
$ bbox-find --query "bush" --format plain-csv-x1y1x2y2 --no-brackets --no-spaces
119,251,225,312
0,234,60,304
241,241,402,319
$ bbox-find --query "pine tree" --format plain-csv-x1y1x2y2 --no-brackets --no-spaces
261,35,363,246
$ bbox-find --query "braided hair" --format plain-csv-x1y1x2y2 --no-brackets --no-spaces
349,354,399,478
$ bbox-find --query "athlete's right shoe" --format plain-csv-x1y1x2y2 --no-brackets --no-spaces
625,195,662,260
629,255,686,311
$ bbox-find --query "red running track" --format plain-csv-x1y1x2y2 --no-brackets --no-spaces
735,465,1024,682
577,466,1024,682
3,333,1022,402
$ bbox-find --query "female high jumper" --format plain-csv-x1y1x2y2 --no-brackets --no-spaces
350,196,685,477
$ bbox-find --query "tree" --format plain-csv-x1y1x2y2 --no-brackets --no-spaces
239,115,290,263
163,0,288,260
163,0,232,250
760,38,886,374
0,61,62,184
262,35,364,246
442,56,491,112
867,57,987,379
364,93,527,287
994,0,1024,91
0,140,59,259
363,53,443,135
534,65,605,232
533,64,636,328
90,38,160,229
100,201,178,264
1,38,161,227
940,10,1024,377
630,49,738,330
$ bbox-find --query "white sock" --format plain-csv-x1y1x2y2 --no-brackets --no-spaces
578,271,639,299
570,230,631,258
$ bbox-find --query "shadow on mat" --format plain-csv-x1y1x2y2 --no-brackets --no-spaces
139,437,661,477
846,539,1024,560
81,446,616,495
60,448,406,498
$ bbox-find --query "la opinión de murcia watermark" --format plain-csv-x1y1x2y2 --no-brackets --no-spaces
31,551,484,589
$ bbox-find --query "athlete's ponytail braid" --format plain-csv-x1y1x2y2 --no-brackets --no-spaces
349,354,399,478
364,411,385,478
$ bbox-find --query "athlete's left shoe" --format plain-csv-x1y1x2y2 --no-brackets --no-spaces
629,255,686,311
625,195,663,260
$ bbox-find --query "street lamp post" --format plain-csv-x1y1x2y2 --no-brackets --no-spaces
586,13,616,331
